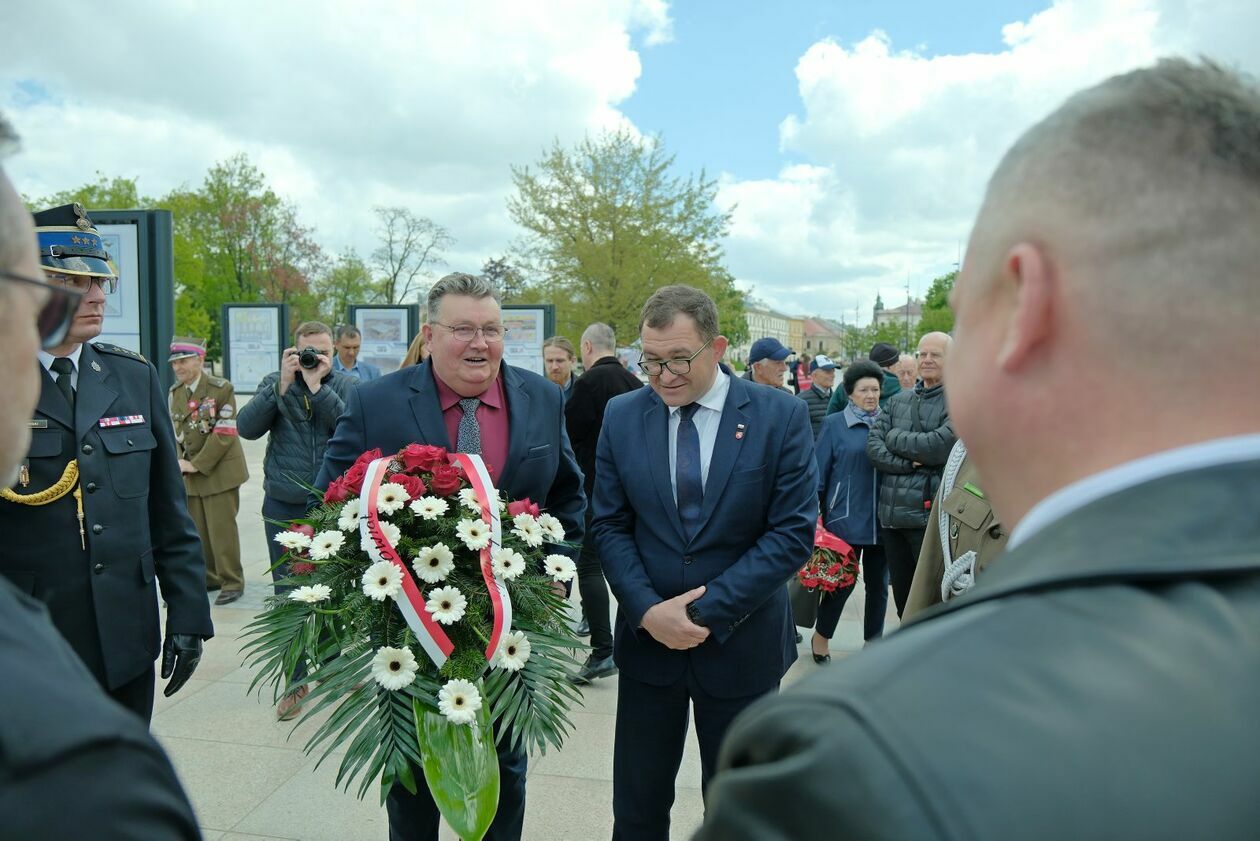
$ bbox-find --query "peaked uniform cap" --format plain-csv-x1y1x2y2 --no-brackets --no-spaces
32,203,117,279
168,336,207,362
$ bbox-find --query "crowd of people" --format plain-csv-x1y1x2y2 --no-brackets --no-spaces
0,56,1258,841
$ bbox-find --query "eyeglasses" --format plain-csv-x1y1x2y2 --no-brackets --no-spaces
0,270,85,350
638,338,714,377
46,271,118,295
435,322,507,343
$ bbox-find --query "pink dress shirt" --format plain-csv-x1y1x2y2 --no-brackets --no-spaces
433,368,510,480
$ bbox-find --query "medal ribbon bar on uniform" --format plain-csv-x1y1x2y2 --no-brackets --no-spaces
98,414,146,428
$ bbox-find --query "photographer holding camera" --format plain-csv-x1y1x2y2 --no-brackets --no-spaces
236,320,354,718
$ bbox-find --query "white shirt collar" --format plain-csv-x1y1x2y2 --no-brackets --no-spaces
1010,433,1260,549
667,367,729,416
38,344,83,374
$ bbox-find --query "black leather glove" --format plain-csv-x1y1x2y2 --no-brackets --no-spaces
161,633,203,697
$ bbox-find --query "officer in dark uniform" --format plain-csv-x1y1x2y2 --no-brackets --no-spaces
0,203,213,724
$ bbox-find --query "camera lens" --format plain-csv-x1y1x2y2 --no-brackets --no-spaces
298,347,321,369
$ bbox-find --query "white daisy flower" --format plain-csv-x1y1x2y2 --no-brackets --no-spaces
288,584,332,604
308,530,345,561
511,516,545,548
361,560,404,601
456,518,492,551
371,645,418,691
536,513,566,542
545,554,577,582
490,547,527,580
425,585,467,625
337,499,361,532
412,544,455,584
273,530,312,551
360,521,402,553
494,630,532,672
458,487,484,513
376,482,411,515
409,496,449,520
437,678,482,725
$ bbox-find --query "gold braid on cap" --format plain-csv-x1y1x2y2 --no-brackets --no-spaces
1,460,87,549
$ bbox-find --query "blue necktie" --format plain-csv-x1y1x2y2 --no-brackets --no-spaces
676,403,703,540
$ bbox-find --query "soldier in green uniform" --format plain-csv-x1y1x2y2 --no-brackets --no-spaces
168,337,250,605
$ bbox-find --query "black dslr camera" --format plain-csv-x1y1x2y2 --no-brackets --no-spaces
298,347,324,370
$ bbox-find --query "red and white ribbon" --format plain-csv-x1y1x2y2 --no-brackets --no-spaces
449,453,513,663
360,458,454,669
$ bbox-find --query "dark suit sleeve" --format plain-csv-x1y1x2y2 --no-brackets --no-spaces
592,399,662,629
145,363,214,639
315,381,367,490
696,695,941,841
0,738,202,841
546,389,586,553
885,416,956,467
235,372,279,440
693,398,818,642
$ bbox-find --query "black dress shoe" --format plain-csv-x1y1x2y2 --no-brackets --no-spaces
812,652,831,665
575,618,590,637
214,589,243,605
569,654,617,685
795,630,804,644
206,583,222,593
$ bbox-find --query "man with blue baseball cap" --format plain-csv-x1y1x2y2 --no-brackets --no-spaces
746,337,794,393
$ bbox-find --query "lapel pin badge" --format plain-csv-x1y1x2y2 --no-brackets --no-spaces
735,423,746,440
90,360,102,372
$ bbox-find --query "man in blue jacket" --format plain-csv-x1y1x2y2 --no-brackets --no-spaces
593,285,817,841
317,272,585,841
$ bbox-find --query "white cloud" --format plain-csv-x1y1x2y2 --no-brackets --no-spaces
0,0,666,286
719,0,1260,323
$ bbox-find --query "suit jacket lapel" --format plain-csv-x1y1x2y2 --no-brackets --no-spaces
74,345,119,443
695,380,751,534
498,365,531,491
643,397,686,543
35,365,74,431
408,360,452,450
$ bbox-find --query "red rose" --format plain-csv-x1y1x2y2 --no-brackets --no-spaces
289,523,315,539
343,461,369,495
289,561,316,575
352,448,383,470
507,498,540,518
428,463,463,496
400,443,449,473
389,472,427,500
323,478,350,504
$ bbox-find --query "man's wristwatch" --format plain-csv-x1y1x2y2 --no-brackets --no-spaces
685,603,707,628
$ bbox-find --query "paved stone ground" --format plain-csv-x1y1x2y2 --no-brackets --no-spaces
157,416,898,840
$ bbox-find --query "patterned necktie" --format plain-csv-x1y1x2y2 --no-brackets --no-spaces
457,397,482,454
50,357,75,412
676,402,703,540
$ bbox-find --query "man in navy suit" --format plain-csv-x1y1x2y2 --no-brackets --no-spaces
317,272,586,841
592,285,817,841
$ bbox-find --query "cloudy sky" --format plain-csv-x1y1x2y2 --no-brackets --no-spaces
2,0,1256,325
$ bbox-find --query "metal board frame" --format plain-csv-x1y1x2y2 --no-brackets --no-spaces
221,303,289,394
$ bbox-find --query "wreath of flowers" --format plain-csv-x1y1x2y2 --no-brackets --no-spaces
242,443,583,830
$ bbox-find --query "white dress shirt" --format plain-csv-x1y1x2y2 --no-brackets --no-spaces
1009,433,1260,549
38,344,84,391
667,368,730,501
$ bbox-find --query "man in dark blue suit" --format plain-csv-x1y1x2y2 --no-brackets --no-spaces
592,285,817,841
316,272,585,841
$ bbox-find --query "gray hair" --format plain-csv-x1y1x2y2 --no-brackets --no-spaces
978,58,1260,352
638,285,720,341
427,272,502,323
582,322,616,353
334,324,361,342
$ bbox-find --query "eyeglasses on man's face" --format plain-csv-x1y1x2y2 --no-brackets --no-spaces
0,270,85,350
638,338,714,377
46,271,118,295
435,322,508,343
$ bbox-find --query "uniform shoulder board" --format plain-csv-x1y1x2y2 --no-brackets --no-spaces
206,375,228,388
91,342,148,364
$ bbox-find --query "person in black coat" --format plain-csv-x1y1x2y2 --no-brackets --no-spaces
0,203,212,724
564,322,642,684
0,139,200,839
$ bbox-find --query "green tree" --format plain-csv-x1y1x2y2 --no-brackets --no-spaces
313,249,378,325
844,321,913,360
481,256,528,302
507,130,747,345
25,173,149,211
915,269,957,339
